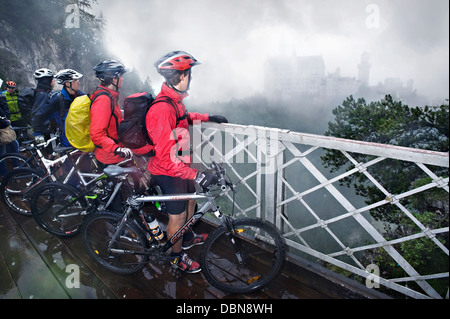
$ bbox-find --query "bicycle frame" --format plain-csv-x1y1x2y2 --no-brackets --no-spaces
4,131,63,170
108,190,229,259
97,161,235,260
35,137,80,182
31,135,139,189
143,193,222,245
83,162,285,293
12,148,89,198
35,157,137,219
7,137,134,207
50,173,129,220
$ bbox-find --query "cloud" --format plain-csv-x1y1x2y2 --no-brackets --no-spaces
96,0,449,103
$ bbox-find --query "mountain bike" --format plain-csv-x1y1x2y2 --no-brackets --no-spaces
81,162,286,294
29,155,151,237
0,136,54,180
0,131,62,178
0,134,133,217
0,141,79,215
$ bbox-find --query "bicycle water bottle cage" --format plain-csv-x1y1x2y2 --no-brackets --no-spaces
103,165,139,178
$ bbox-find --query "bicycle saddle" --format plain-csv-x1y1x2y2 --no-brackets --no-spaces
103,165,139,177
22,140,35,146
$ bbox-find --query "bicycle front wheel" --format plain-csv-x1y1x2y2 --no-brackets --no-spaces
0,153,33,179
0,167,45,216
81,211,149,275
200,218,285,294
31,183,89,237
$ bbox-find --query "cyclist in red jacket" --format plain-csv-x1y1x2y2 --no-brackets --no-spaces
90,60,152,166
147,51,228,273
90,60,152,211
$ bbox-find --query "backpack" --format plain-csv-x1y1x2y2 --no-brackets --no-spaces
65,90,115,153
117,92,154,149
118,93,186,149
17,87,36,125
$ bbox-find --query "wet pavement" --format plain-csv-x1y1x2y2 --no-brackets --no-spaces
0,201,384,299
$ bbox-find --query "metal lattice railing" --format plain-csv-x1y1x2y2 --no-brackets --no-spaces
191,122,449,299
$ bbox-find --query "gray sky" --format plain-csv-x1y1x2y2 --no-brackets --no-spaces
96,0,449,103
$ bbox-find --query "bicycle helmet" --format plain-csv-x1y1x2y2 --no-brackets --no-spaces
155,51,200,77
93,59,126,81
55,69,83,84
34,68,54,79
5,81,16,88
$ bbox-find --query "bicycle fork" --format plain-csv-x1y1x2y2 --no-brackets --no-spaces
107,205,135,253
223,217,245,265
107,197,149,256
210,206,246,266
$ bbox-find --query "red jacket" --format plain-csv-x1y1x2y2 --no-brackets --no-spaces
146,83,209,179
90,86,123,164
90,86,153,164
90,86,155,164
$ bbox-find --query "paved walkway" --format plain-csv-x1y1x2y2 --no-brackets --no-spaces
0,202,384,299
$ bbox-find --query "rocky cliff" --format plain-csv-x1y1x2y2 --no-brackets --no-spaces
0,0,134,94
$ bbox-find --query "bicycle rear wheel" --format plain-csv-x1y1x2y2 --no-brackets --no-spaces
0,167,45,216
31,182,89,237
200,218,285,294
81,211,149,274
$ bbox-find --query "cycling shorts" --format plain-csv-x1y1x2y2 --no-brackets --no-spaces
151,175,196,215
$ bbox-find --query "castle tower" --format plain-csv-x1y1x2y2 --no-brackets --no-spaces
357,51,371,86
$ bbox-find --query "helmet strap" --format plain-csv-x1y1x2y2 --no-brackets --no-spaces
169,69,191,94
112,78,120,92
106,77,120,92
112,81,119,92
65,82,76,95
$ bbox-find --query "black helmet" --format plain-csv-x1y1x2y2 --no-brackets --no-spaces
55,69,83,84
93,60,126,81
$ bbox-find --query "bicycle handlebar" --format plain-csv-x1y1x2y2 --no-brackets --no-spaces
34,136,58,148
101,160,233,193
210,161,232,192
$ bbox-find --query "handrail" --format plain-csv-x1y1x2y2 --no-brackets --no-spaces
207,122,449,167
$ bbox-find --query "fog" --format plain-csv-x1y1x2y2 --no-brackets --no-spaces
96,0,449,104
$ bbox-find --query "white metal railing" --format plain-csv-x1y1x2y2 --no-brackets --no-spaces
191,122,449,299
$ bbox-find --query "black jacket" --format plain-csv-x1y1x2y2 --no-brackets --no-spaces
0,96,11,129
30,82,59,134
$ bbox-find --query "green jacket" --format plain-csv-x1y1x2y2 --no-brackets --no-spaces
2,91,22,122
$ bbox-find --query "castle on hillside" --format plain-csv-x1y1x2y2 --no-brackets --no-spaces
264,52,424,105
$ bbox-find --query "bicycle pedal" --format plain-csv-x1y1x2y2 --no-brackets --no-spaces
169,264,182,274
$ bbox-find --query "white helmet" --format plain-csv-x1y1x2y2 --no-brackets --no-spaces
34,68,54,79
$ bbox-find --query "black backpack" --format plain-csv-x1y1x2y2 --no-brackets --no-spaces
118,93,186,149
17,87,36,125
